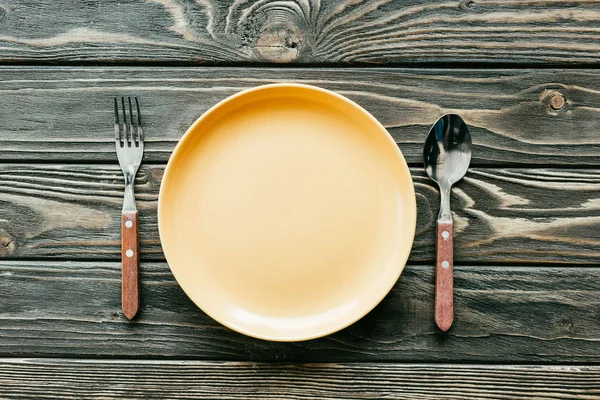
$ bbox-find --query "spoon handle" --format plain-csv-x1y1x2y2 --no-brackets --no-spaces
435,220,453,331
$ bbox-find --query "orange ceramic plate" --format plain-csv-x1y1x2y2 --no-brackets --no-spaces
158,84,416,341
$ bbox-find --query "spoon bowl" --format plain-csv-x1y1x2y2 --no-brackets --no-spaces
424,114,472,190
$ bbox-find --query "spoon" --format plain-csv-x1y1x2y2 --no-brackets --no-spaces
423,114,472,332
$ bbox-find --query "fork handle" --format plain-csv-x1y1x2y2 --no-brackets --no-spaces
121,211,139,320
435,220,453,332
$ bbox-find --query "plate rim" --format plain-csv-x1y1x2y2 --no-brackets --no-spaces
158,83,417,341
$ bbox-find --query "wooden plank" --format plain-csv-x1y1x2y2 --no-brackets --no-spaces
0,261,598,362
1,1,600,65
2,164,600,264
1,360,599,400
1,67,600,165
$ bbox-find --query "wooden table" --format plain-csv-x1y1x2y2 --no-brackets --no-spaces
1,1,600,398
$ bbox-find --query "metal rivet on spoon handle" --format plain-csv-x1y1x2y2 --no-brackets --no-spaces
423,114,472,332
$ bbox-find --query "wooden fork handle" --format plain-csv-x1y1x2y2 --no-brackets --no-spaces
435,220,453,332
122,211,139,320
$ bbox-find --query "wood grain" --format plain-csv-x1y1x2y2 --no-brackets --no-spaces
0,261,598,361
0,1,600,64
1,67,600,165
2,164,600,264
0,360,599,400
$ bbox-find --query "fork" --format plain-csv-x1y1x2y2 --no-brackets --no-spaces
114,97,144,320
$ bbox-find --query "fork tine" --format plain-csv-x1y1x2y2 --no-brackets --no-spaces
135,97,143,144
128,97,137,147
114,97,122,146
121,97,130,147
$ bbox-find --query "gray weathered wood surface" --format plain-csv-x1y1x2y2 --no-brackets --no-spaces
0,0,600,65
1,261,598,362
2,0,600,396
1,67,600,165
1,360,599,400
2,165,600,264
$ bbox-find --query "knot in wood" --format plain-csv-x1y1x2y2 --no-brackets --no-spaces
540,89,567,112
558,317,575,331
549,93,565,110
0,229,15,256
254,28,302,63
459,0,475,10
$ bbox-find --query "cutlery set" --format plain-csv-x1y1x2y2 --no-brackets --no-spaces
109,86,470,336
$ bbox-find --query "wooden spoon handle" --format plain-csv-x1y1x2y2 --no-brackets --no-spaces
121,210,139,320
435,220,453,332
